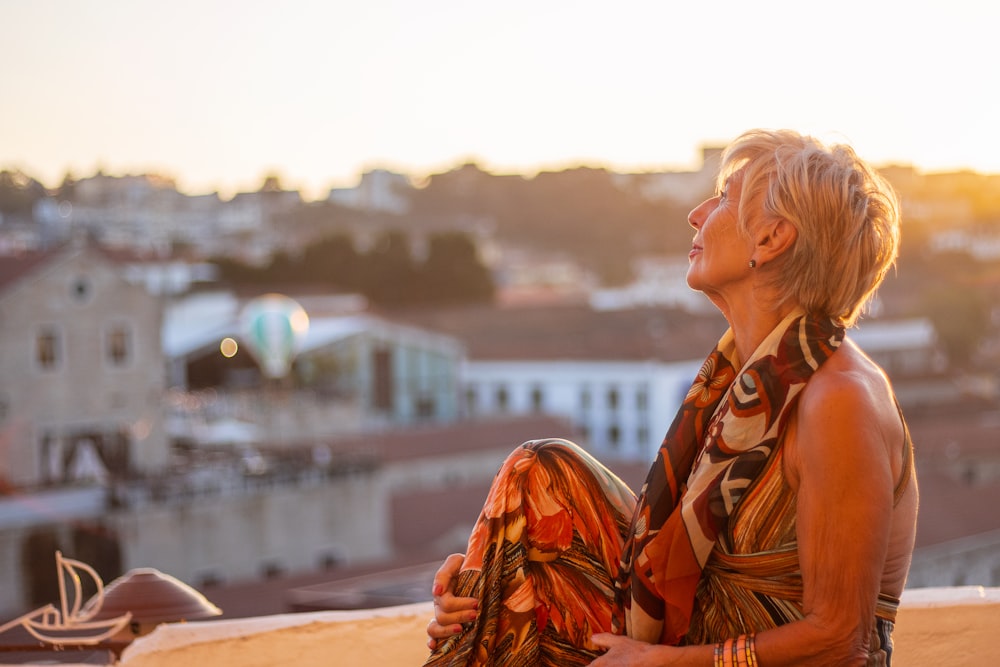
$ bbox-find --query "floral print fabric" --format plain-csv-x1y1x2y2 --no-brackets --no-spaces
423,438,636,666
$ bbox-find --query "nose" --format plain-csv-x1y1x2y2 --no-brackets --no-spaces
688,197,713,229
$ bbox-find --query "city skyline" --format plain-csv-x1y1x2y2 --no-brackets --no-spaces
2,0,998,201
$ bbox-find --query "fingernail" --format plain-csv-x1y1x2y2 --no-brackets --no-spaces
466,611,478,622
452,625,464,634
432,584,443,596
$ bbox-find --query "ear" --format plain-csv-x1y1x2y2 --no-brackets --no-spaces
753,218,797,263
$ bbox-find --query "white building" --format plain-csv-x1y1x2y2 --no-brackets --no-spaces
590,255,716,313
328,169,412,215
162,293,467,437
463,358,702,462
32,174,268,256
453,315,944,463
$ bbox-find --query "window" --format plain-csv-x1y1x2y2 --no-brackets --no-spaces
607,386,620,411
495,385,509,412
318,552,341,571
71,276,92,302
415,395,435,418
607,424,621,448
530,386,544,412
372,346,394,411
106,323,131,367
636,385,649,411
261,560,285,579
36,326,60,370
580,387,592,410
465,386,478,415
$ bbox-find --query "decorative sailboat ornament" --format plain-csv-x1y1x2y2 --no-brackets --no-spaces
0,551,132,645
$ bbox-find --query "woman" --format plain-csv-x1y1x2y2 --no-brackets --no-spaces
424,129,919,666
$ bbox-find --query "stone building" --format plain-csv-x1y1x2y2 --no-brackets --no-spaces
0,237,170,488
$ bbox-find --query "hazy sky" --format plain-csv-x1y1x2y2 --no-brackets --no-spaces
1,0,997,200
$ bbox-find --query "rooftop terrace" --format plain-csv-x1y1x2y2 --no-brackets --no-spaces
3,586,993,666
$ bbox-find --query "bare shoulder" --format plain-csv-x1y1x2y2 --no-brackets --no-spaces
801,337,899,425
786,337,904,484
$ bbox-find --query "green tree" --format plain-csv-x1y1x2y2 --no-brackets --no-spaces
409,163,696,286
920,252,990,368
58,171,78,200
364,231,418,305
301,234,363,290
267,250,300,285
0,169,46,219
419,232,494,304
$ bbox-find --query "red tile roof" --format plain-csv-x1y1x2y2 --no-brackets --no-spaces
322,414,580,462
0,249,58,293
379,304,727,362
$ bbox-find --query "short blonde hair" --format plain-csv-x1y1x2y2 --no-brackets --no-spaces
719,129,900,327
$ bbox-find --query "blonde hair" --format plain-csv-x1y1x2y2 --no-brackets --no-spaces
718,129,901,327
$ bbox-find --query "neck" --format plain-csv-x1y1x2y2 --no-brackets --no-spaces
717,299,802,367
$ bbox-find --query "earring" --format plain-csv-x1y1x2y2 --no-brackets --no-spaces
749,259,757,269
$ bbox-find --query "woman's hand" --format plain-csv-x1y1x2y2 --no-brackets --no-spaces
589,633,661,665
426,553,479,650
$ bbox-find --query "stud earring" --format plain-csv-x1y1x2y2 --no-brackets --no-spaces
749,259,757,269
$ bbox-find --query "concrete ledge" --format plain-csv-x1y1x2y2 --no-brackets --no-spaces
894,586,1000,666
119,603,433,667
117,588,1000,667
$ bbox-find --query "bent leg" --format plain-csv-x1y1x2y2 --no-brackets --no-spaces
424,438,636,667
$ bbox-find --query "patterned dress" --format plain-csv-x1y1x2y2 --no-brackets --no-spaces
424,312,912,666
685,408,914,665
424,438,636,666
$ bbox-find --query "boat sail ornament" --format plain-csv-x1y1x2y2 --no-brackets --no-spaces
0,551,132,646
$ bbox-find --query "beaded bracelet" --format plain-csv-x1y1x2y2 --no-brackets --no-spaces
713,634,757,667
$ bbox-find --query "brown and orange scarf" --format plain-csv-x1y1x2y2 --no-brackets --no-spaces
616,310,844,645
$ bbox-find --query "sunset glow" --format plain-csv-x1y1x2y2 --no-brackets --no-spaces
1,0,997,200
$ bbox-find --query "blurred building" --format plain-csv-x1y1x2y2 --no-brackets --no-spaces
163,294,466,435
590,254,716,313
0,251,480,619
327,169,411,215
0,237,171,488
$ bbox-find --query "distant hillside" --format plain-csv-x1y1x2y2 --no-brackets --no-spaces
405,164,699,285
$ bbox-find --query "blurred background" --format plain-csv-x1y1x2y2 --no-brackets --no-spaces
1,0,998,628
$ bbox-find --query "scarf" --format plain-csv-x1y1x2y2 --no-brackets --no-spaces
615,310,845,645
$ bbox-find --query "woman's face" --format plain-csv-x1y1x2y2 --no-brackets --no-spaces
685,169,754,297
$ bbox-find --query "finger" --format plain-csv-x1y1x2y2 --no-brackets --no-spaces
431,553,479,621
435,589,480,613
427,620,462,645
431,553,466,596
590,633,620,649
433,595,479,627
427,619,465,640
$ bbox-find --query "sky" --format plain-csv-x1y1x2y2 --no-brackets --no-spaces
1,0,998,201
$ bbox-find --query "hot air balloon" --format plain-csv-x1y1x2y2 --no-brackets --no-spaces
238,294,309,379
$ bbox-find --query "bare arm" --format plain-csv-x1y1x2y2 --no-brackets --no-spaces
753,360,898,666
